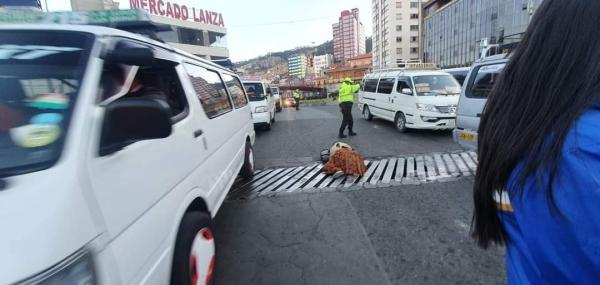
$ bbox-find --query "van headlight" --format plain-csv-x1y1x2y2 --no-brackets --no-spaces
416,103,439,113
255,106,268,113
20,249,96,285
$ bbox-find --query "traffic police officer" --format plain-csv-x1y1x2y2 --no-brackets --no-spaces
338,78,360,138
292,89,302,110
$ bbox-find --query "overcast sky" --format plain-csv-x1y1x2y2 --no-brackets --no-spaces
47,0,373,61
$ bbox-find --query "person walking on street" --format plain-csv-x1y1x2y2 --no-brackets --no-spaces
292,89,302,110
473,0,600,283
338,78,360,138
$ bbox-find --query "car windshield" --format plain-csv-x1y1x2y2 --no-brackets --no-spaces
0,30,92,177
271,87,279,95
412,75,461,96
243,83,265,101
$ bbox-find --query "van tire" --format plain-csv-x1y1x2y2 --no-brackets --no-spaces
240,141,254,180
395,112,407,132
363,106,373,121
171,212,215,285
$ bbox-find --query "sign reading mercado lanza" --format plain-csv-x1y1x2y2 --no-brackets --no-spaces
129,0,225,27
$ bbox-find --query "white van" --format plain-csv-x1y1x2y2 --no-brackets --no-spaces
443,67,471,86
454,54,508,150
0,24,255,284
270,86,282,112
358,66,461,132
243,81,276,130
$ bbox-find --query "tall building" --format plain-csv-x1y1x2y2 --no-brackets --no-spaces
422,0,543,68
70,0,119,10
0,0,42,10
288,54,308,78
313,54,333,76
332,9,366,63
372,0,424,69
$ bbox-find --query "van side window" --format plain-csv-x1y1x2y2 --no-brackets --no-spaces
467,63,505,98
221,74,247,108
397,77,413,95
376,78,395,94
184,63,233,118
364,79,378,92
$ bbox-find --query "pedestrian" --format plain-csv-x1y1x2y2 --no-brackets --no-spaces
292,89,301,110
472,0,600,283
338,78,360,138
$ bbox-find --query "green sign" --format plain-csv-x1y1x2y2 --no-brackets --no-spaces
0,9,150,25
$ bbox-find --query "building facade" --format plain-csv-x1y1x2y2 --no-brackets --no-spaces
70,0,119,10
0,0,42,10
372,0,424,69
423,0,543,68
288,54,308,78
332,9,366,63
313,54,333,76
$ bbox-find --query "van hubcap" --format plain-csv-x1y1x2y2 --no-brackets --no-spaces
189,228,215,285
248,148,254,173
363,108,370,119
397,115,405,130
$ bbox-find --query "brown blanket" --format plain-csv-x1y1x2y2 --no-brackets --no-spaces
322,148,367,176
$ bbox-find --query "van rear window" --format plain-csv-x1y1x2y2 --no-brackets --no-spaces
466,63,505,98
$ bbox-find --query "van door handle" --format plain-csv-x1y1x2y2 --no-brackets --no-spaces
193,129,204,138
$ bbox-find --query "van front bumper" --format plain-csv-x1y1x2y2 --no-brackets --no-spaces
408,115,456,130
453,129,478,150
252,112,270,126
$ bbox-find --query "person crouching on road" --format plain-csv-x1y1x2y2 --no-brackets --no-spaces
292,89,302,110
338,78,360,138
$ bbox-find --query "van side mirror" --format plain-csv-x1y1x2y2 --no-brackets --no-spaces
401,88,413,95
100,98,172,156
103,46,156,66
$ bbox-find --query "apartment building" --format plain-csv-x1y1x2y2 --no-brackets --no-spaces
332,8,366,63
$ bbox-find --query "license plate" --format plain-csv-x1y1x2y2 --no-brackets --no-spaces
459,131,476,142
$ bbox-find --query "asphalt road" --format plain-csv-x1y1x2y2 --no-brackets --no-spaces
213,105,505,285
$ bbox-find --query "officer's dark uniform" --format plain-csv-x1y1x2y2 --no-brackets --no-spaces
338,79,360,138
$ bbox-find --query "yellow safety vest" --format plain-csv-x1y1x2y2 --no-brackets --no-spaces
338,82,360,103
293,91,301,99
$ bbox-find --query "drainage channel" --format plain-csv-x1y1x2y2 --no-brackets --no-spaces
228,151,477,199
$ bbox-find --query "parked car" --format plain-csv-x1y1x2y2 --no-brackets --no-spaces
0,23,255,285
454,54,509,150
243,80,277,130
271,86,282,112
358,64,461,132
443,67,471,86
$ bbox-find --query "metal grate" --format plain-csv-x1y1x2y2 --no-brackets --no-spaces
228,151,478,199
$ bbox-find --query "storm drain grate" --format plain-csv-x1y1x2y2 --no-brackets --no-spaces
228,151,478,199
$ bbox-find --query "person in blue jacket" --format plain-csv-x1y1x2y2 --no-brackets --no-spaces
472,0,600,284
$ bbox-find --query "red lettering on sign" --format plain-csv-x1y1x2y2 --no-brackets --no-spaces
198,9,205,24
140,0,148,9
173,3,181,19
181,5,189,20
165,2,173,18
205,10,212,25
129,0,140,8
148,0,157,14
217,13,224,27
157,0,165,15
211,12,217,25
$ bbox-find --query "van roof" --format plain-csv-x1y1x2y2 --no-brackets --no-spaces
364,69,450,79
476,53,510,63
0,24,232,73
443,67,471,72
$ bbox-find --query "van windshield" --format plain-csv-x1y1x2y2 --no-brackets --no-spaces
412,75,461,96
0,30,93,177
271,87,280,95
243,83,266,101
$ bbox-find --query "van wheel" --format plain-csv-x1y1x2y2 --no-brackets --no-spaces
395,112,407,132
363,106,373,121
271,113,276,123
171,212,215,285
240,141,254,180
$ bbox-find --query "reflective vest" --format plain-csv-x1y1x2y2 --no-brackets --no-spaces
293,91,301,99
338,82,360,103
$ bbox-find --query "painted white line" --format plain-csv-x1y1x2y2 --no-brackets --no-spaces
434,153,449,177
424,155,438,181
270,167,304,193
359,161,380,183
460,152,477,173
370,159,388,185
287,164,320,192
416,156,426,182
442,154,460,176
381,158,397,185
394,158,406,183
451,153,471,176
253,168,296,193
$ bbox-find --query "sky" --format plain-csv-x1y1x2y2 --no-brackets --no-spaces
46,0,373,62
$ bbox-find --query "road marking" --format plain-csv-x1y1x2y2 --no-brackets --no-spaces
229,151,478,199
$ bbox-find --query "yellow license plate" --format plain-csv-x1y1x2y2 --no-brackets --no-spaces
459,131,476,142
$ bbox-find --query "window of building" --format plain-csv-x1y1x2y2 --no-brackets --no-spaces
410,13,419,19
377,78,395,94
411,36,418,42
396,37,402,42
396,2,402,8
184,63,232,119
410,48,418,54
221,74,247,108
396,25,402,31
410,2,419,8
410,25,419,31
396,48,403,54
396,13,402,20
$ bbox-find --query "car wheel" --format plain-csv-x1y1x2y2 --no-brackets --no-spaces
271,112,276,123
395,112,407,132
265,117,272,131
240,141,254,180
171,212,215,285
363,106,373,121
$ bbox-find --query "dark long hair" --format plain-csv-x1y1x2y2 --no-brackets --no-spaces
473,0,600,248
